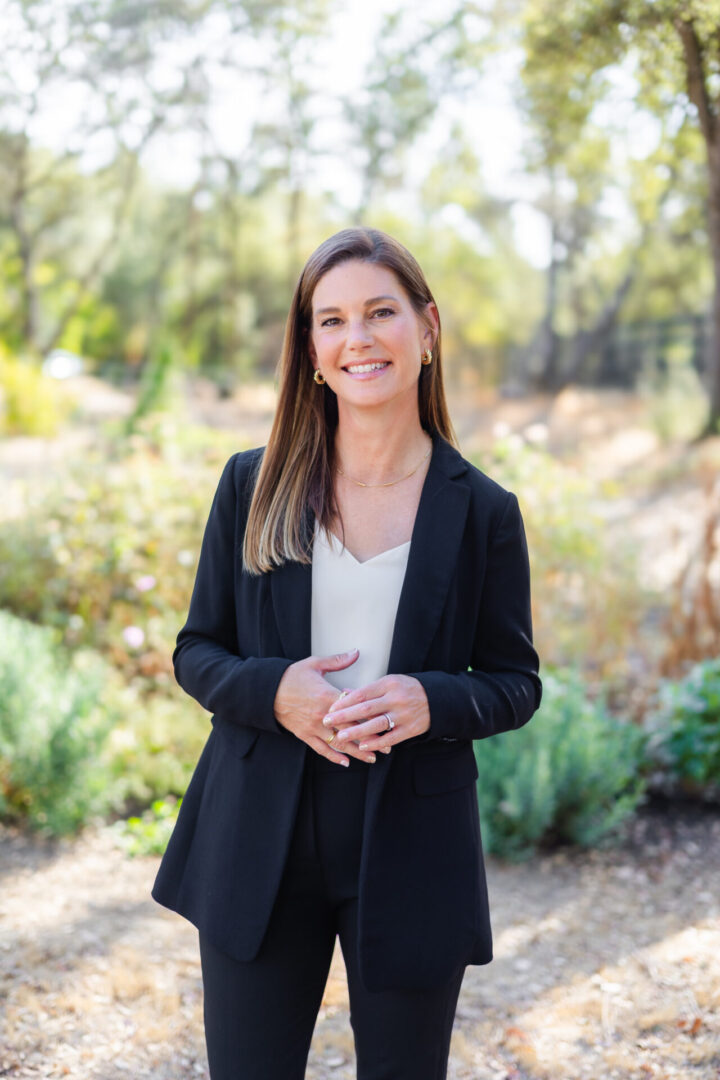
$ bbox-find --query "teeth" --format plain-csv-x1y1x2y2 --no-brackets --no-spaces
345,361,389,374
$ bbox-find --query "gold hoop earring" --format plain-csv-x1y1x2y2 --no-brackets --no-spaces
313,369,326,385
421,349,433,365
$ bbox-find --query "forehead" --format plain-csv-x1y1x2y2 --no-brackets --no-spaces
311,260,406,310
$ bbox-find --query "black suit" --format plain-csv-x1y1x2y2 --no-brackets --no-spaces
152,430,541,995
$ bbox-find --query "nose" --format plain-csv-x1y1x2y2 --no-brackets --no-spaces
346,316,374,350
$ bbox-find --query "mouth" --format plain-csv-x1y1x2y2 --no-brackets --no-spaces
341,361,391,375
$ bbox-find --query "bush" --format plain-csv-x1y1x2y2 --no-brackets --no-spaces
103,685,208,808
472,438,649,686
111,796,181,856
645,657,720,794
0,609,115,834
0,431,241,689
475,669,647,859
0,348,74,436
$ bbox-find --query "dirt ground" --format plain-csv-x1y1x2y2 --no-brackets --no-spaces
1,803,718,1080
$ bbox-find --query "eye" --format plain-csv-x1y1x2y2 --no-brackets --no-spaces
320,317,340,327
372,307,395,318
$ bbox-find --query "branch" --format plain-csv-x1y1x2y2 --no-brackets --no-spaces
674,17,718,147
40,114,164,354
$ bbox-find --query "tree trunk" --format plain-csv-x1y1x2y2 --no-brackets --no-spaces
674,17,720,436
704,139,720,435
565,269,635,387
535,218,561,390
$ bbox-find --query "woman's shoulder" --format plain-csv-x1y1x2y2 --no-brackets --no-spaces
226,445,266,481
439,436,515,509
214,446,266,511
463,457,514,504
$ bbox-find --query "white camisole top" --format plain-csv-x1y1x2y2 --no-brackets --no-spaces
310,523,411,692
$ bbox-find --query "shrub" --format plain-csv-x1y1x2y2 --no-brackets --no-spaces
0,430,241,689
475,669,647,859
0,609,115,834
472,438,649,686
111,796,181,856
645,657,720,793
103,685,208,808
0,348,74,436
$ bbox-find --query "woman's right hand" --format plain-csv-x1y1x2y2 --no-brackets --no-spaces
274,649,382,766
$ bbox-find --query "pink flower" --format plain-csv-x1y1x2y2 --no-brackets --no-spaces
123,625,145,649
135,575,156,592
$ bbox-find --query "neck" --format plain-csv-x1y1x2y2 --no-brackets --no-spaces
333,412,432,486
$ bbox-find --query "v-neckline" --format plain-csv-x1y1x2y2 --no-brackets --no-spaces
322,529,411,567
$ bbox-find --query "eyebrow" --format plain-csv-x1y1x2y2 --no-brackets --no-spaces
314,295,400,316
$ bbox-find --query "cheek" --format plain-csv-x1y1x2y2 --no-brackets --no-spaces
313,331,339,359
384,318,419,354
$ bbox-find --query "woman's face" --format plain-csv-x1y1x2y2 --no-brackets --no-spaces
308,260,438,416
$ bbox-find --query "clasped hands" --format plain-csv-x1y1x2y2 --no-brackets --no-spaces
273,647,431,766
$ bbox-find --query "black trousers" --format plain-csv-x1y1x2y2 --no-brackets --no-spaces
199,749,466,1080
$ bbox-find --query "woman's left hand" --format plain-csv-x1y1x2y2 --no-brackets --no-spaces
322,674,431,750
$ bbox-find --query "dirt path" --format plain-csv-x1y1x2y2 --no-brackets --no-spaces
1,804,718,1080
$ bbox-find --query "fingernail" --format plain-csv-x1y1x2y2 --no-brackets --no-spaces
323,716,334,725
358,743,369,751
339,758,349,767
381,747,392,754
366,754,376,763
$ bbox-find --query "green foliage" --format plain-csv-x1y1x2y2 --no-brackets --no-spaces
0,609,115,834
475,669,647,859
0,349,73,436
103,684,208,807
111,796,181,857
645,658,720,790
124,342,177,434
0,430,239,681
472,438,647,682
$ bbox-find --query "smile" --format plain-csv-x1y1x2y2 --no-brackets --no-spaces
343,361,391,374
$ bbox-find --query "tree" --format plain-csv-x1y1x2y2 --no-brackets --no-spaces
522,0,720,432
342,4,487,223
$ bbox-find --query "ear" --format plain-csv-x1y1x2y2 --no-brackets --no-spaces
422,301,440,349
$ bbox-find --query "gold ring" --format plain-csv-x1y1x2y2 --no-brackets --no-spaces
325,731,336,744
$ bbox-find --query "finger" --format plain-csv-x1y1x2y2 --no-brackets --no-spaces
309,732,377,766
325,678,388,713
322,715,365,732
335,715,392,744
357,731,401,752
313,648,359,674
323,696,390,728
307,734,351,767
328,723,392,756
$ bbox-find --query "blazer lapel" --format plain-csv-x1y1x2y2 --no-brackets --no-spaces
270,542,313,661
386,433,469,674
270,431,469,673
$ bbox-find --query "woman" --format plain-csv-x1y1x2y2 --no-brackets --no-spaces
152,227,541,1080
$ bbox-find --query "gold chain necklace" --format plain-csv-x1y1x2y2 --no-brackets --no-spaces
335,441,432,488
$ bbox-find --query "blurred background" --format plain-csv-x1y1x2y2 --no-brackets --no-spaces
1,1,719,1077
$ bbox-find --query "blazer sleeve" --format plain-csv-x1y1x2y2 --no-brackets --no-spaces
171,452,293,735
411,491,541,742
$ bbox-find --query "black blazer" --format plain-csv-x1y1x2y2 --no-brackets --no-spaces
152,430,541,992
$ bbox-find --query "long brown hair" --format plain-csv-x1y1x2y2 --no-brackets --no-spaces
242,227,458,574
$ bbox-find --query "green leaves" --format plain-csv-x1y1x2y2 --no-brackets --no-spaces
0,610,115,834
646,657,720,789
475,668,647,858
